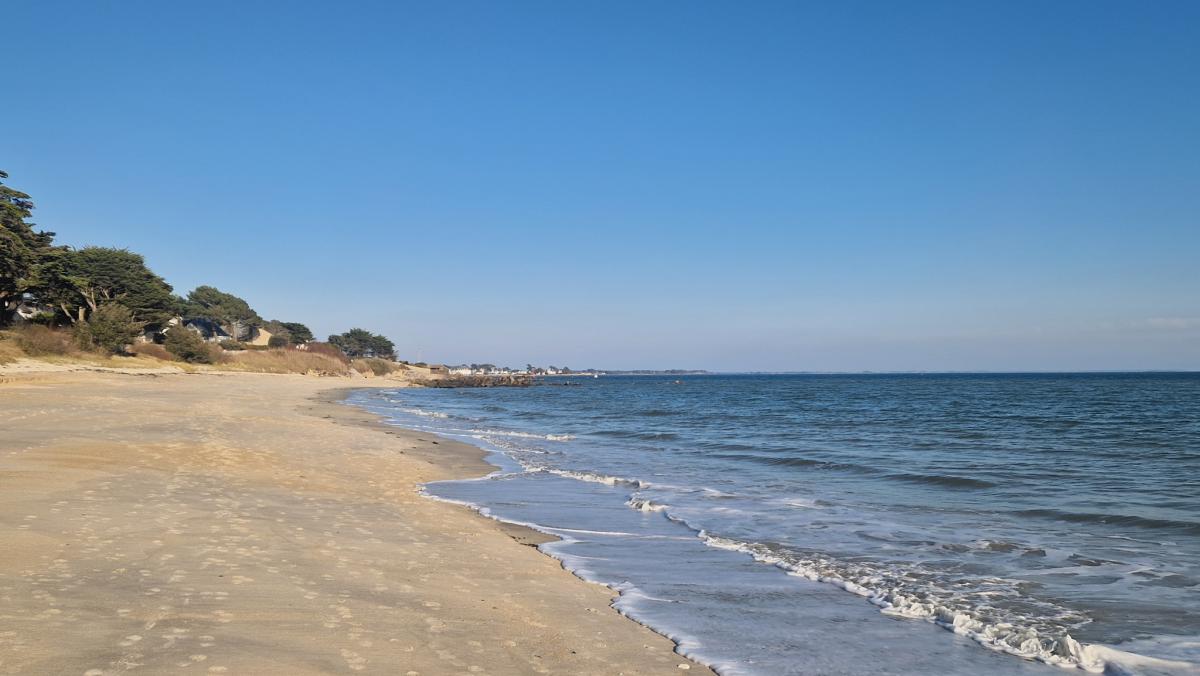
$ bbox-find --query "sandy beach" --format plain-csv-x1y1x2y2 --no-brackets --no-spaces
0,366,710,675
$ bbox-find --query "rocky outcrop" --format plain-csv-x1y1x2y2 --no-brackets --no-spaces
418,374,533,388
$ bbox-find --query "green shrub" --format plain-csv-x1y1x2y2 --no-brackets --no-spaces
165,328,218,364
219,339,246,351
71,321,95,350
84,304,145,355
267,335,289,348
14,325,74,356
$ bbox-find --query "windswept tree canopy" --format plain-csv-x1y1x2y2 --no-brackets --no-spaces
0,170,59,321
183,286,261,339
261,320,314,345
1,170,338,347
41,247,177,326
328,328,395,360
277,321,313,344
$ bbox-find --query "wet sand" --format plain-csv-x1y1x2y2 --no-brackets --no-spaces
0,368,711,675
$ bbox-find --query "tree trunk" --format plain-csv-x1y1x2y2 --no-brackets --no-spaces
58,303,78,324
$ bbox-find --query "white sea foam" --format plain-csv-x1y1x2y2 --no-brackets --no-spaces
545,526,641,537
777,497,825,509
697,533,1196,674
1091,637,1200,675
545,468,646,488
396,406,449,418
418,485,558,542
626,496,669,513
470,428,575,442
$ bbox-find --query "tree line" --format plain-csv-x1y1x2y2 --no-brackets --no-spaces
1,169,395,361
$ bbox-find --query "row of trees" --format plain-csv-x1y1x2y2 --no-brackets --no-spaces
2,170,392,358
2,171,186,331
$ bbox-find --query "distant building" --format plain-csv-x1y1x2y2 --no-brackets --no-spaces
180,317,232,343
9,293,50,323
246,326,274,347
168,318,272,345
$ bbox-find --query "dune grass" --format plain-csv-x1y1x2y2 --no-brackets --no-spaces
1,327,388,378
0,337,23,364
11,325,77,357
0,329,193,371
128,342,178,362
351,357,406,376
220,348,351,376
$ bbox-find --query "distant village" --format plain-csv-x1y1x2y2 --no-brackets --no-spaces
443,364,708,377
446,364,605,377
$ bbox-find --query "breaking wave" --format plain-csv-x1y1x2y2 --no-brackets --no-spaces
697,533,1193,674
543,468,648,488
626,496,669,513
468,428,575,442
399,407,449,418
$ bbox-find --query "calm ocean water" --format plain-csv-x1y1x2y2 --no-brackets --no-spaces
348,374,1200,675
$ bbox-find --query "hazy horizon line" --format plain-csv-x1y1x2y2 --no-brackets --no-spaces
577,369,1200,375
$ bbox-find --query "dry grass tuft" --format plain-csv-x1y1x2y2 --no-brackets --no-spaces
128,342,179,362
13,325,77,356
302,342,349,363
221,348,350,376
0,334,25,364
0,329,187,371
351,358,403,376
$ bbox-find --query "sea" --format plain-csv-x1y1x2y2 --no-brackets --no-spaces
346,373,1200,675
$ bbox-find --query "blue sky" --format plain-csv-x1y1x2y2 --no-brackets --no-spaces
6,1,1198,371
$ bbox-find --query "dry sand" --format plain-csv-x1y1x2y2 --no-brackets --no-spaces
0,366,712,675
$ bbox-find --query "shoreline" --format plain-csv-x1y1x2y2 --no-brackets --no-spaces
312,386,560,551
0,367,712,674
326,388,714,665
